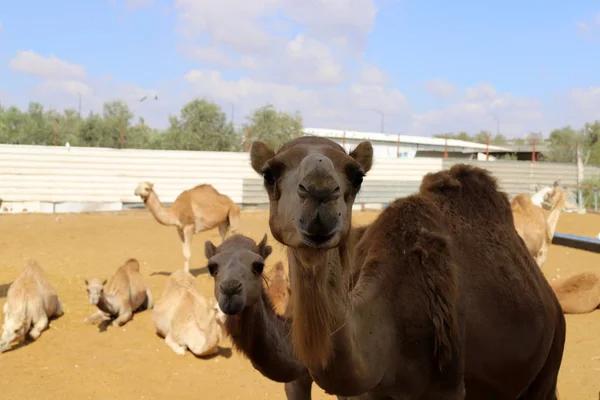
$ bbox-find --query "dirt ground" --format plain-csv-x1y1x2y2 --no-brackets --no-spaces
0,209,599,400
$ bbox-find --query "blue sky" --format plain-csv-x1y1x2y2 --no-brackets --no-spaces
1,0,599,137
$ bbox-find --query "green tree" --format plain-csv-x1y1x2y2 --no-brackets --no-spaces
162,99,240,151
244,104,302,151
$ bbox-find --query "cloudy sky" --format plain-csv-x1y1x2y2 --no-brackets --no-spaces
1,0,599,137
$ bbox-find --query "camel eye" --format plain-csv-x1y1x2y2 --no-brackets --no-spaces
262,168,276,186
207,262,219,276
251,261,264,275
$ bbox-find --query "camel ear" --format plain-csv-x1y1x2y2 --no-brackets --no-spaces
350,141,373,173
257,234,272,259
205,240,217,259
250,141,275,175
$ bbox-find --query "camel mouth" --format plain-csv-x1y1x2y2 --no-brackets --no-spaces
299,230,338,248
218,294,245,315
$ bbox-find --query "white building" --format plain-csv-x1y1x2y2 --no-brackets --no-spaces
303,128,509,160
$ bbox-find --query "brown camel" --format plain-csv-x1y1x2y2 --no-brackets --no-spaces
250,136,565,399
550,271,600,314
134,182,240,272
205,233,376,400
511,181,568,268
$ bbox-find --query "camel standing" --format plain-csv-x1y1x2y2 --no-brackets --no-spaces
250,136,565,399
84,258,153,327
152,269,226,356
205,233,372,400
511,181,567,268
134,182,240,272
550,271,600,314
0,260,64,352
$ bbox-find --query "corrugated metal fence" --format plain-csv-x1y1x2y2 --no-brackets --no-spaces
1,144,599,213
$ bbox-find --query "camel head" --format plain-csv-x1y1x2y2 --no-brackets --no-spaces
0,313,26,353
542,182,567,210
250,136,373,252
205,234,272,316
84,278,108,305
134,182,154,200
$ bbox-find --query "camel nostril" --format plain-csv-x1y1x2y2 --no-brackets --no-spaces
220,280,243,296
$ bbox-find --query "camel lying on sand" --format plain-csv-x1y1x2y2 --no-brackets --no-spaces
205,233,374,400
550,271,600,314
84,258,153,327
249,136,565,399
0,260,64,352
512,181,568,268
134,182,241,273
152,269,226,356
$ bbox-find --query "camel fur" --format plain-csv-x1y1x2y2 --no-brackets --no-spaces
265,261,291,318
250,135,565,399
152,269,226,356
0,259,64,352
206,233,375,400
550,271,600,314
84,258,153,327
134,182,241,272
512,181,568,268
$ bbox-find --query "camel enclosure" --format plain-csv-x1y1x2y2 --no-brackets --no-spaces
0,209,599,399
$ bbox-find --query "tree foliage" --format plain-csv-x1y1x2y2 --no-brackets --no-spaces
243,104,303,151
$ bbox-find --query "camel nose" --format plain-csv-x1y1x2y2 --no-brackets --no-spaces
220,280,243,296
297,180,341,203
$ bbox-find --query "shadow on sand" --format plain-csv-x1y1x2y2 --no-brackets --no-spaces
150,267,209,278
0,282,12,298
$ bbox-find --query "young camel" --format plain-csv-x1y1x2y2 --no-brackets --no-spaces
511,181,568,268
205,233,374,400
549,271,600,314
152,269,226,356
84,258,153,327
134,182,241,272
250,136,565,399
0,260,64,352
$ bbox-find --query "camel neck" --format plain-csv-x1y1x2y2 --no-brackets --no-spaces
144,192,179,226
97,293,117,315
224,288,305,382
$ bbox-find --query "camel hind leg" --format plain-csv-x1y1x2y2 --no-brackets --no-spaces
29,314,49,340
165,332,186,355
143,288,154,310
226,204,240,236
178,226,193,272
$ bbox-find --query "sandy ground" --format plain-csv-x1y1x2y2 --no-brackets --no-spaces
0,209,599,400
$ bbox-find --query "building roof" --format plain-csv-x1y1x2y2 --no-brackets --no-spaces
303,127,511,152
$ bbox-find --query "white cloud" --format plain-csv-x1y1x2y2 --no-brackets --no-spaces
10,50,86,80
359,65,389,85
424,78,458,99
126,0,153,10
412,82,544,136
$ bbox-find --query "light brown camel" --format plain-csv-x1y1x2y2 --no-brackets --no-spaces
134,182,240,272
205,233,374,400
265,261,291,318
549,271,600,314
250,136,565,399
84,258,153,327
0,259,64,352
152,269,226,356
511,181,568,268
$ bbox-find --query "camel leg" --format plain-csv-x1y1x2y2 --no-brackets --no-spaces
218,222,229,241
111,308,133,327
54,299,64,317
144,289,154,310
29,314,49,340
284,372,313,400
165,332,186,355
180,226,193,272
84,310,111,324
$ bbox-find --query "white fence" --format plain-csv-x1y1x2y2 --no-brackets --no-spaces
0,144,597,213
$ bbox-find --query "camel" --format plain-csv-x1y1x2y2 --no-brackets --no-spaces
84,258,153,327
549,271,600,314
152,269,226,356
249,136,565,399
511,181,568,268
265,261,291,317
205,233,373,400
0,259,64,352
134,182,241,272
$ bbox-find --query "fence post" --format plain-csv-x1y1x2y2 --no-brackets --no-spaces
576,143,584,211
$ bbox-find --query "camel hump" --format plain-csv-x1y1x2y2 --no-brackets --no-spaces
123,258,141,272
420,163,512,222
